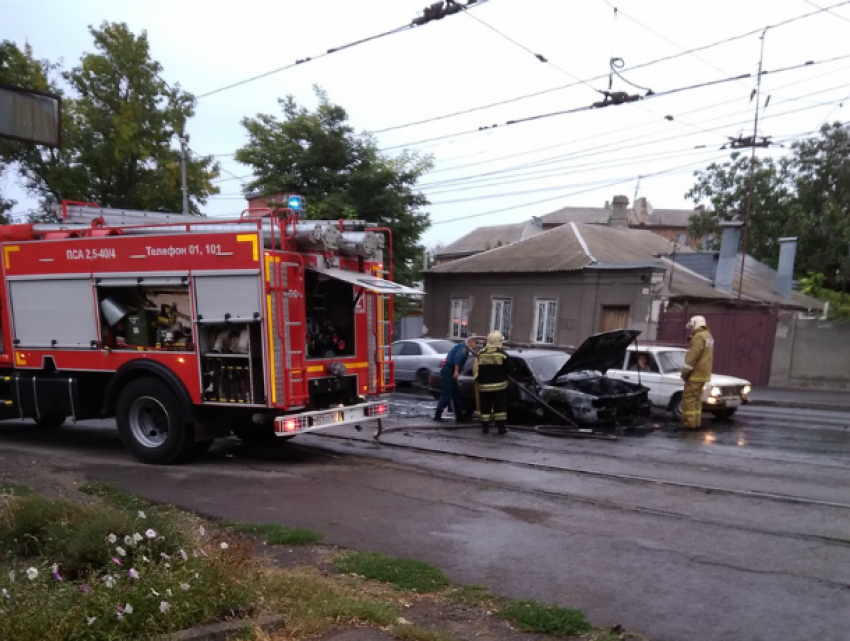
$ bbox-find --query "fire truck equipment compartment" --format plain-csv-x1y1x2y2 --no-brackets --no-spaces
193,273,261,323
9,277,99,348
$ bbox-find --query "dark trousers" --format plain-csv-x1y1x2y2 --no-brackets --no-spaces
435,368,463,417
478,388,507,427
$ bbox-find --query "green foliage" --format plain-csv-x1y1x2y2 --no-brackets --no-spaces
80,479,151,512
225,521,325,546
334,551,451,593
0,24,220,216
497,599,591,636
687,123,850,289
800,272,850,318
0,491,255,641
236,87,433,288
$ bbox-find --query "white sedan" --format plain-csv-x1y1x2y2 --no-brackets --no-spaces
607,345,752,419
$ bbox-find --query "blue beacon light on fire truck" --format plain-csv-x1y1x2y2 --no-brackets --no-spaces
286,195,305,215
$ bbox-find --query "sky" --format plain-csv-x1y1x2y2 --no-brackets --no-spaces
2,0,850,249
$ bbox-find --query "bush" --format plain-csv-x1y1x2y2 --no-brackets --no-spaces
225,521,324,546
497,599,591,636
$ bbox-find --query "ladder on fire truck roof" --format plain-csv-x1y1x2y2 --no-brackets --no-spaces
15,202,387,257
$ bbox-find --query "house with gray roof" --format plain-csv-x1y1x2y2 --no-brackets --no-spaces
434,195,707,265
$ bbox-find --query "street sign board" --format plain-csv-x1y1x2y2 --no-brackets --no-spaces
0,83,62,147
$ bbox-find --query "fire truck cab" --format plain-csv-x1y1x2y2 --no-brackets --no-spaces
0,201,417,464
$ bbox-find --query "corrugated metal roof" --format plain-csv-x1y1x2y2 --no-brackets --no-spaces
428,223,681,274
434,220,543,257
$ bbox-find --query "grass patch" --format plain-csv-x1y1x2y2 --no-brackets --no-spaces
498,599,591,636
226,521,325,546
391,624,455,641
80,479,151,512
0,480,32,495
334,551,451,593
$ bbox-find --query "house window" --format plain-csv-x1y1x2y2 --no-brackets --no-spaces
491,298,512,340
533,299,557,344
600,306,630,332
450,298,470,338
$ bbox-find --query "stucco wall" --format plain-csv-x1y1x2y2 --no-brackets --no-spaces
770,311,850,389
423,269,658,349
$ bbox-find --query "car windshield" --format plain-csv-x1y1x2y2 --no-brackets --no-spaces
657,350,686,373
525,353,570,382
426,340,456,354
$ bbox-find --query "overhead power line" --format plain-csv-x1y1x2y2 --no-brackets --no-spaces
196,0,489,100
373,0,850,135
380,52,850,151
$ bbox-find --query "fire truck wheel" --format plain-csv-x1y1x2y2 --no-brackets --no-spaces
34,414,66,429
116,378,194,465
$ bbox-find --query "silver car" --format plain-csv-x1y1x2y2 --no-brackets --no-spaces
391,338,457,387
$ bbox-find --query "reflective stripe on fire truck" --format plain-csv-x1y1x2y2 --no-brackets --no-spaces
236,234,259,262
4,245,19,269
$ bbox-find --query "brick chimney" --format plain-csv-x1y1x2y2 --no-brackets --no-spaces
608,195,630,228
715,219,744,293
776,237,798,299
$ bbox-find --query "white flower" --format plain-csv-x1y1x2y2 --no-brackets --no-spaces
166,588,172,596
128,568,140,580
138,510,146,519
87,617,97,626
180,583,190,591
115,546,126,557
179,549,188,561
2,588,9,599
220,542,229,550
103,575,116,588
124,604,133,615
151,588,160,596
164,563,171,569
107,533,117,544
142,555,150,563
26,567,38,581
159,601,170,613
160,552,171,560
199,525,205,536
133,533,143,544
51,563,59,574
145,528,157,539
124,535,133,546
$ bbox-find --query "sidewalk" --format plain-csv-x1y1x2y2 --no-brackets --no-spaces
749,387,850,412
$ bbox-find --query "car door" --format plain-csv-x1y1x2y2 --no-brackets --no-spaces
392,341,419,382
617,351,665,406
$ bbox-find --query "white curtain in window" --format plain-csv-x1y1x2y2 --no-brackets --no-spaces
451,298,470,338
491,298,512,340
534,299,557,344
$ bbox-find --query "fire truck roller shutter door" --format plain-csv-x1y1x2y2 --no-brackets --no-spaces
193,273,261,323
305,267,424,296
8,277,99,348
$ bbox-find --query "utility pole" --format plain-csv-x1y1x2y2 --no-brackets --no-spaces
179,137,188,215
737,29,769,301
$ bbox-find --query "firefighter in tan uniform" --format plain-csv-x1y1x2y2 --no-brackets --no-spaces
473,331,514,435
680,315,714,428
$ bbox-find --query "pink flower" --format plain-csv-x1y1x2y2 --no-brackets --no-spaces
128,568,140,580
112,557,122,566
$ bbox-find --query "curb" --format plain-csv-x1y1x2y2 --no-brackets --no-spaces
153,614,283,641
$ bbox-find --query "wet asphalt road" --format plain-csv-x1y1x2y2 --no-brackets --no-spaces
1,388,850,641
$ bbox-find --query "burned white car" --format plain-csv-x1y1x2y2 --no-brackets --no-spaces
430,330,651,426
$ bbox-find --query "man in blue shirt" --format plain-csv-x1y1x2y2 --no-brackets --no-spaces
434,336,477,423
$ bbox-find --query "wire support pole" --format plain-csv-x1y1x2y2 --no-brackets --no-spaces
738,29,768,301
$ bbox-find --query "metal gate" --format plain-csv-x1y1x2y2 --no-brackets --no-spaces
657,304,778,386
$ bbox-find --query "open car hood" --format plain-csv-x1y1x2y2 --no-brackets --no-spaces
550,329,641,381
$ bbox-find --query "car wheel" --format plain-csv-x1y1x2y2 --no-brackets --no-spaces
116,377,195,465
34,414,66,429
416,369,431,388
670,392,683,420
711,408,737,420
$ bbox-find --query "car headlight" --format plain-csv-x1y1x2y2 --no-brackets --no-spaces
742,385,752,396
710,386,722,397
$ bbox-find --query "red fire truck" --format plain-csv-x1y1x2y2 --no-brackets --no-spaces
0,200,419,464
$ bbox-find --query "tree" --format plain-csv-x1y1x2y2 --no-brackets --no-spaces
236,87,433,287
686,123,850,286
0,23,220,217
